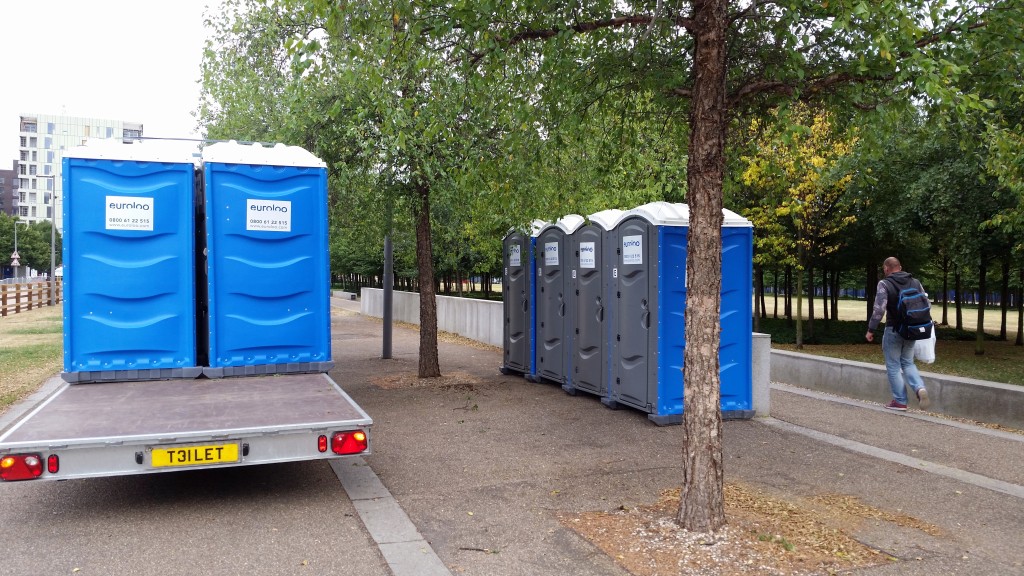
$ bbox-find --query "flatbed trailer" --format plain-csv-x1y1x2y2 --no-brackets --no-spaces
0,373,371,482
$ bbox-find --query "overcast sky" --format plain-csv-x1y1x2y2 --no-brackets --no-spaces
0,0,221,164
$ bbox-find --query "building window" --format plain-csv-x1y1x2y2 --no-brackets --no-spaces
46,151,54,163
46,178,53,190
20,151,28,161
44,137,52,149
22,121,37,133
29,193,37,203
107,127,114,138
20,136,27,147
31,150,37,161
47,206,52,219
19,179,28,189
29,165,37,176
31,206,37,217
19,192,26,202
19,165,26,175
20,206,28,217
47,123,55,134
29,137,37,147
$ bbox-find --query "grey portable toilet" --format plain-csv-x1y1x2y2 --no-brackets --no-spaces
564,209,621,397
532,215,583,385
500,223,538,376
606,201,754,425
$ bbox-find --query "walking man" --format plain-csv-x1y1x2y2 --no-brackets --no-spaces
865,257,931,411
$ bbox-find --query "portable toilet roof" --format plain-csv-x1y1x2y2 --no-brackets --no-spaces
556,214,585,234
587,209,624,231
202,140,326,168
529,219,548,237
613,201,751,228
64,138,200,164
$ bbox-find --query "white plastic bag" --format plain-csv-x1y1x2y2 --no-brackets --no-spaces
914,329,936,364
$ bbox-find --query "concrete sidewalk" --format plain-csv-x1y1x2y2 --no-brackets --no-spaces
328,300,1024,575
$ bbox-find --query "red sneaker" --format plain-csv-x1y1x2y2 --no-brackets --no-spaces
885,400,908,411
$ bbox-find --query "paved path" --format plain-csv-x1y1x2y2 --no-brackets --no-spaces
329,298,1024,575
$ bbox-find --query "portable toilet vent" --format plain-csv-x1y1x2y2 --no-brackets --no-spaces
564,209,622,398
607,202,753,425
62,140,203,383
201,142,333,377
532,215,584,385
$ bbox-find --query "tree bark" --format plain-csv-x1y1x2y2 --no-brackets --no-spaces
415,182,441,378
677,0,727,533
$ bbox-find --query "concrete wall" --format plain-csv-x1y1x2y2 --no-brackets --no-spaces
359,288,771,416
360,288,503,348
771,350,1024,430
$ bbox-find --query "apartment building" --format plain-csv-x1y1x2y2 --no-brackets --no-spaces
0,160,17,217
17,114,143,230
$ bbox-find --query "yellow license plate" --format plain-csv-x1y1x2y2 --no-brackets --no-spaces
151,443,240,468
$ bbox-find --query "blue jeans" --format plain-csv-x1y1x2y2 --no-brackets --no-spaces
882,327,925,404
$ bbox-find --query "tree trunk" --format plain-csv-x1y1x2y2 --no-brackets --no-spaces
865,262,878,323
414,183,441,378
753,264,762,332
759,266,767,319
955,266,963,331
773,268,779,318
1000,257,1009,341
1016,263,1023,346
677,0,727,533
941,256,950,326
976,255,986,356
806,263,814,341
827,268,835,319
821,267,829,323
785,265,792,320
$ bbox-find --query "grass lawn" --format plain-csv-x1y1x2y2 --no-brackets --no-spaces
762,315,1024,386
0,306,63,413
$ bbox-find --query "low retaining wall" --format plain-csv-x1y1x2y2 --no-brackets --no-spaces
358,288,772,417
771,350,1024,430
354,289,1020,427
360,288,503,348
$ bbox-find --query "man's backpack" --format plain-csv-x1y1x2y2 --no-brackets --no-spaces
885,279,933,340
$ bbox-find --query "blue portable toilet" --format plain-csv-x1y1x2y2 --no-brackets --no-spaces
62,140,203,383
202,142,333,377
564,209,621,398
532,215,584,386
606,202,753,425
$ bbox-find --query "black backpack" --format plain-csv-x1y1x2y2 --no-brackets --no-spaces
885,279,933,340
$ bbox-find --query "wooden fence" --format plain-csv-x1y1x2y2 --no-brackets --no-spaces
0,280,63,317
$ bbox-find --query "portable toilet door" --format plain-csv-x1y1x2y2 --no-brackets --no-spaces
202,142,332,377
501,228,531,375
719,209,755,419
566,209,621,397
61,140,203,383
532,215,583,385
608,202,689,425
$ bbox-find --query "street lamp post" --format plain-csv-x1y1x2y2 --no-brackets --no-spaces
39,174,56,306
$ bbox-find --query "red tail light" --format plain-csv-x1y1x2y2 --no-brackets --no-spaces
47,454,60,474
331,431,368,455
317,435,328,453
0,454,44,481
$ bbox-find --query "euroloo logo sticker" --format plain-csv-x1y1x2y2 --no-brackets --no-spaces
622,235,643,265
247,199,292,232
105,196,154,231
